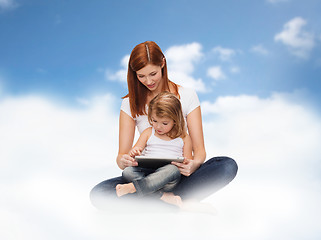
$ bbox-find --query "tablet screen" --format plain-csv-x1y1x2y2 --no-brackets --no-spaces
135,156,184,169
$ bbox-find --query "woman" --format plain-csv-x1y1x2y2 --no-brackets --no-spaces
90,41,238,209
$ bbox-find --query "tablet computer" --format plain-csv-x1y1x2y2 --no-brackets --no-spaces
135,156,184,169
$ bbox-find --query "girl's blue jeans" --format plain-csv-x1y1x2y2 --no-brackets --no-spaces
90,156,238,209
122,164,181,197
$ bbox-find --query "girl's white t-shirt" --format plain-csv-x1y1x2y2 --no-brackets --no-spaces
120,86,200,134
141,128,184,158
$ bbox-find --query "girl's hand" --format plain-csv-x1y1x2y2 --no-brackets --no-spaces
120,153,138,168
171,158,201,177
129,147,143,157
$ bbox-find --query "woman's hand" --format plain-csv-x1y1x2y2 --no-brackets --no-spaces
119,153,138,169
171,158,201,177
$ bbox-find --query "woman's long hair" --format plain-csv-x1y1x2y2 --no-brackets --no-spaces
148,92,186,139
123,41,179,118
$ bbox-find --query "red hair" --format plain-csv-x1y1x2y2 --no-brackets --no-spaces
123,41,179,118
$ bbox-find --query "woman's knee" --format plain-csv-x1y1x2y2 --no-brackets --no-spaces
214,156,238,181
89,177,125,210
225,157,238,180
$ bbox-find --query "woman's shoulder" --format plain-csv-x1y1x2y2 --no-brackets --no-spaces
120,97,133,118
121,97,129,105
178,86,200,114
178,86,197,96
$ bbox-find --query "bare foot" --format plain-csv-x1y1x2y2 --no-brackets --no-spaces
160,192,183,207
116,183,136,197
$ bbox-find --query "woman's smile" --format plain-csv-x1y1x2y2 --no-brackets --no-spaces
147,83,156,89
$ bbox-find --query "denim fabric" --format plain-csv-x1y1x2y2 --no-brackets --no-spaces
90,156,238,209
122,165,181,197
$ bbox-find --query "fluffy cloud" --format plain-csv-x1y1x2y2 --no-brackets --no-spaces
274,17,315,59
105,55,129,83
1,91,321,239
207,66,226,81
165,42,206,92
212,46,236,61
251,44,269,55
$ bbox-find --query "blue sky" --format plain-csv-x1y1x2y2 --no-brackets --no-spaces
1,1,321,240
1,0,320,106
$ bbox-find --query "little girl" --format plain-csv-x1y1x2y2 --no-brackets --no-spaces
116,91,192,206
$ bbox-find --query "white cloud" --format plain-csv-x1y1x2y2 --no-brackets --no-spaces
105,54,129,83
201,92,321,172
0,94,120,173
207,66,226,81
0,0,17,10
165,42,206,92
230,66,240,73
166,42,203,72
251,44,269,55
274,17,315,59
2,91,321,239
212,46,236,61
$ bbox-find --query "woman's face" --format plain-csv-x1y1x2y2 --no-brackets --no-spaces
136,64,164,92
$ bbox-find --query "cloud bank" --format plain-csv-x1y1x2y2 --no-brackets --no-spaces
1,90,321,239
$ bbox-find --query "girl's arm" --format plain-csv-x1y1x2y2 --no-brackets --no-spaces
129,127,152,157
116,110,137,170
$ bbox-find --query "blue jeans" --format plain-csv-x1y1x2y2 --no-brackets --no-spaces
122,164,181,197
90,156,238,210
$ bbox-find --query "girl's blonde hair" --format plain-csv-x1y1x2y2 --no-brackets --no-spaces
148,91,186,139
123,41,179,118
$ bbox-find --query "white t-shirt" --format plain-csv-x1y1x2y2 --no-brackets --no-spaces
120,86,200,134
141,128,184,158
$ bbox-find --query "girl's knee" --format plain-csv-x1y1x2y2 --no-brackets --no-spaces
164,164,180,177
122,166,135,179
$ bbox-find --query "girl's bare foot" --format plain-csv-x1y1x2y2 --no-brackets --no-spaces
160,192,183,207
116,183,136,197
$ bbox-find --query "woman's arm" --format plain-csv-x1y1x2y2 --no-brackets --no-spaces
186,106,206,164
116,110,137,170
172,106,206,176
182,134,193,160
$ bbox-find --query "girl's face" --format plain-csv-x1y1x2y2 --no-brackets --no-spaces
150,113,174,136
136,64,164,92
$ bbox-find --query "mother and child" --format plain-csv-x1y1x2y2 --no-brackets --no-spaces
90,41,238,210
